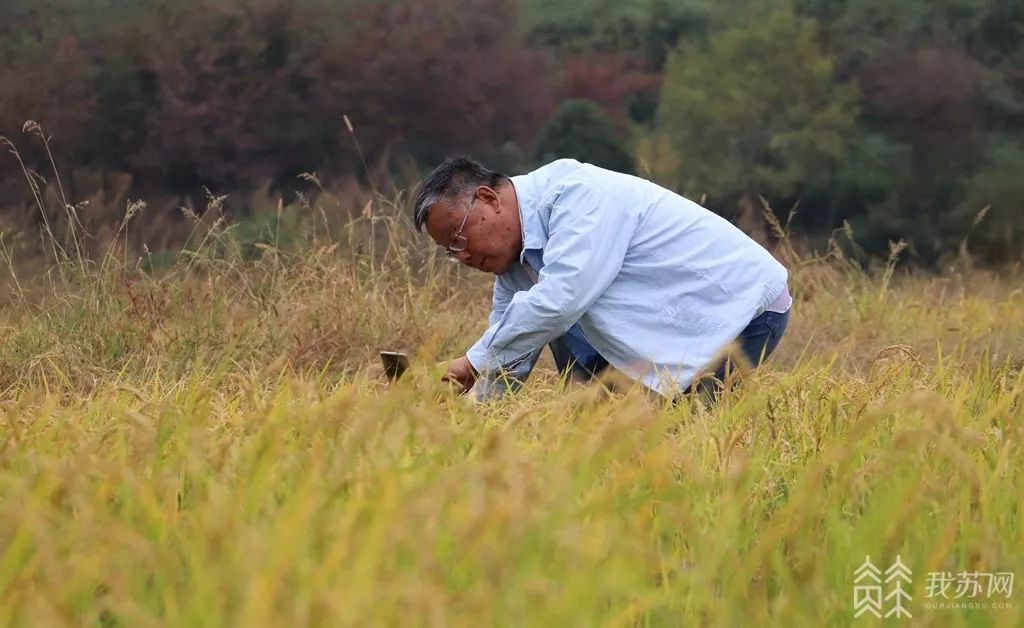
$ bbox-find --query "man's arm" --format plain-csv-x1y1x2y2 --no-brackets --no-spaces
465,181,637,376
448,274,544,399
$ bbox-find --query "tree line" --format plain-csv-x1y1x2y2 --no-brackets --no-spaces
1,0,1022,265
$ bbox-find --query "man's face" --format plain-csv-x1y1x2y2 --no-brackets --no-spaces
424,185,521,275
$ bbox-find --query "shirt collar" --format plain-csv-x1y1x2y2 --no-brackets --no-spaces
510,174,548,264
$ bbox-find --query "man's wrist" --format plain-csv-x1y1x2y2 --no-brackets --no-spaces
465,353,480,377
465,348,486,376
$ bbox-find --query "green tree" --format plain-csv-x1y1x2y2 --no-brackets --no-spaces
655,4,858,230
534,99,634,173
801,131,910,231
791,0,1023,264
520,0,716,68
960,141,1024,263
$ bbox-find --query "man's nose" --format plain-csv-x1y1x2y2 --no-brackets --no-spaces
456,249,473,264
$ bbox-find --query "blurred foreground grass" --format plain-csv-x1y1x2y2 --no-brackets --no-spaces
0,200,1022,626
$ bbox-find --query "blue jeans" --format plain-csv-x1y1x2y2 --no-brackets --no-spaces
686,307,791,398
551,308,790,396
548,323,610,379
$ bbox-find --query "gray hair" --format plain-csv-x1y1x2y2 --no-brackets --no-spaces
412,156,507,232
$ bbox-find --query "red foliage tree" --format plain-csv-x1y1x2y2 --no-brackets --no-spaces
2,0,561,196
131,0,329,191
0,34,94,169
313,0,559,165
560,52,661,123
860,43,988,162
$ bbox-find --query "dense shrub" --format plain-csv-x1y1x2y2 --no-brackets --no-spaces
535,99,634,173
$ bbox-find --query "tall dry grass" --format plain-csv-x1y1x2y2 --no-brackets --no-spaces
0,134,1022,626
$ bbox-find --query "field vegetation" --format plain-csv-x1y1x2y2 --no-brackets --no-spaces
0,171,1021,626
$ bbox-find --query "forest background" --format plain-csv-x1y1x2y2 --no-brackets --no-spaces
2,0,1023,268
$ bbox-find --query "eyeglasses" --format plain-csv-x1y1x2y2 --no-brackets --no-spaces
444,198,477,259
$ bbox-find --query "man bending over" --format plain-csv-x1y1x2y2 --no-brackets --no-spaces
412,157,792,401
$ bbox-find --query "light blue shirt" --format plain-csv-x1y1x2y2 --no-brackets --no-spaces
466,159,789,398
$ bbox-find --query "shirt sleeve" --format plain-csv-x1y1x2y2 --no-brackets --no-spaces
486,275,514,326
467,275,544,400
466,180,637,375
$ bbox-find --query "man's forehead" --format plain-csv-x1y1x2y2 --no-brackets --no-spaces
425,201,458,233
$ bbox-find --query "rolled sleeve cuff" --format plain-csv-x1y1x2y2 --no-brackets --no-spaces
466,338,533,377
466,342,490,376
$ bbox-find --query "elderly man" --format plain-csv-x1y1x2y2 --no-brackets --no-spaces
412,156,792,401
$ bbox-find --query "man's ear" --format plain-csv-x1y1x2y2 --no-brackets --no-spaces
478,185,500,211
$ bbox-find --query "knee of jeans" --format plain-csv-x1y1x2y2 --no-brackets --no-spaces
547,339,574,373
739,337,773,368
767,309,791,337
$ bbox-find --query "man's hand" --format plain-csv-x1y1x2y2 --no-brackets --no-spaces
441,355,478,393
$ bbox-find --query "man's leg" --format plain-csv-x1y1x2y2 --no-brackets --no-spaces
548,323,609,382
733,308,791,372
688,308,791,400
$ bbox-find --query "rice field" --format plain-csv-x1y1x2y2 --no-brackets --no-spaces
0,201,1021,626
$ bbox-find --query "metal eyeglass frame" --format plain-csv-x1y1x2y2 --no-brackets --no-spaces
444,197,477,260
